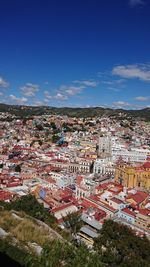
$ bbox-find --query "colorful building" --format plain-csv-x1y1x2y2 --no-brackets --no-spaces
118,207,136,224
115,162,150,190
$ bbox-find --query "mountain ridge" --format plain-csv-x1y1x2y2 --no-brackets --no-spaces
0,103,150,121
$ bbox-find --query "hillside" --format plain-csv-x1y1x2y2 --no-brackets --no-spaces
0,103,150,121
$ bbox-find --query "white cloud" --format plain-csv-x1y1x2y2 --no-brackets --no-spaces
135,96,149,101
129,0,145,7
113,101,131,108
9,94,28,105
54,93,68,100
56,84,85,98
102,78,126,91
102,79,125,85
44,85,84,102
20,83,39,97
65,86,84,96
112,64,150,81
73,80,98,87
112,100,144,109
0,77,9,88
51,79,97,102
0,92,4,96
44,90,52,99
33,100,45,106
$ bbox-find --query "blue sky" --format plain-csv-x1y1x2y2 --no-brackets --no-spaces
0,0,150,109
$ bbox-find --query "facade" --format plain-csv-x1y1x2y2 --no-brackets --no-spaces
98,136,112,158
109,197,126,210
68,161,91,173
85,196,118,218
135,209,150,232
21,169,37,180
52,203,78,223
112,148,149,163
93,158,114,175
49,171,74,188
118,208,136,224
76,176,95,199
115,164,150,190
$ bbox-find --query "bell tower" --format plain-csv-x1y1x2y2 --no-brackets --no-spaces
98,136,112,158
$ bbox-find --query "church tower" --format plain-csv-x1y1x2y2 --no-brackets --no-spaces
98,136,112,158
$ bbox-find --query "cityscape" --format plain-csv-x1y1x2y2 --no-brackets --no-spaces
0,0,150,266
0,108,150,266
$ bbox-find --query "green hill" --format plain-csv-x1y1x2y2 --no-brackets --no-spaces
0,103,150,121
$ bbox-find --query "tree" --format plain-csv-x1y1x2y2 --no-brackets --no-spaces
0,195,56,226
94,220,150,267
38,140,43,146
62,212,82,235
15,165,21,173
0,238,39,267
36,124,43,131
50,121,57,130
51,134,60,143
40,240,105,267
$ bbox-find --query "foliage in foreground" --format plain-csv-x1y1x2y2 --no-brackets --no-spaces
62,211,83,234
0,238,105,267
0,218,150,267
0,194,55,225
94,219,150,267
0,238,36,267
0,211,50,246
1,196,150,267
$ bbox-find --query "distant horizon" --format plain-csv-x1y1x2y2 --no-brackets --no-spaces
0,102,149,111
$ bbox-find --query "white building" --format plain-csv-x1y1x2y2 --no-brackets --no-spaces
93,158,114,175
112,148,149,163
49,171,74,188
76,175,95,199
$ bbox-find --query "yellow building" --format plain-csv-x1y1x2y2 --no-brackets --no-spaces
115,162,150,190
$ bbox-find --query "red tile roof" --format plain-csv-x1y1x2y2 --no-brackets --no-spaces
126,191,148,205
88,196,117,212
122,208,136,217
138,209,150,216
51,202,75,213
0,190,14,201
143,162,150,169
95,183,109,190
110,197,124,204
80,198,98,209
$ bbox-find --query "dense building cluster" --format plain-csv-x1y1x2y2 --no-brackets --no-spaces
0,113,150,248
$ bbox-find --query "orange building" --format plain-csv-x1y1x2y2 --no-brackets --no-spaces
115,162,150,190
